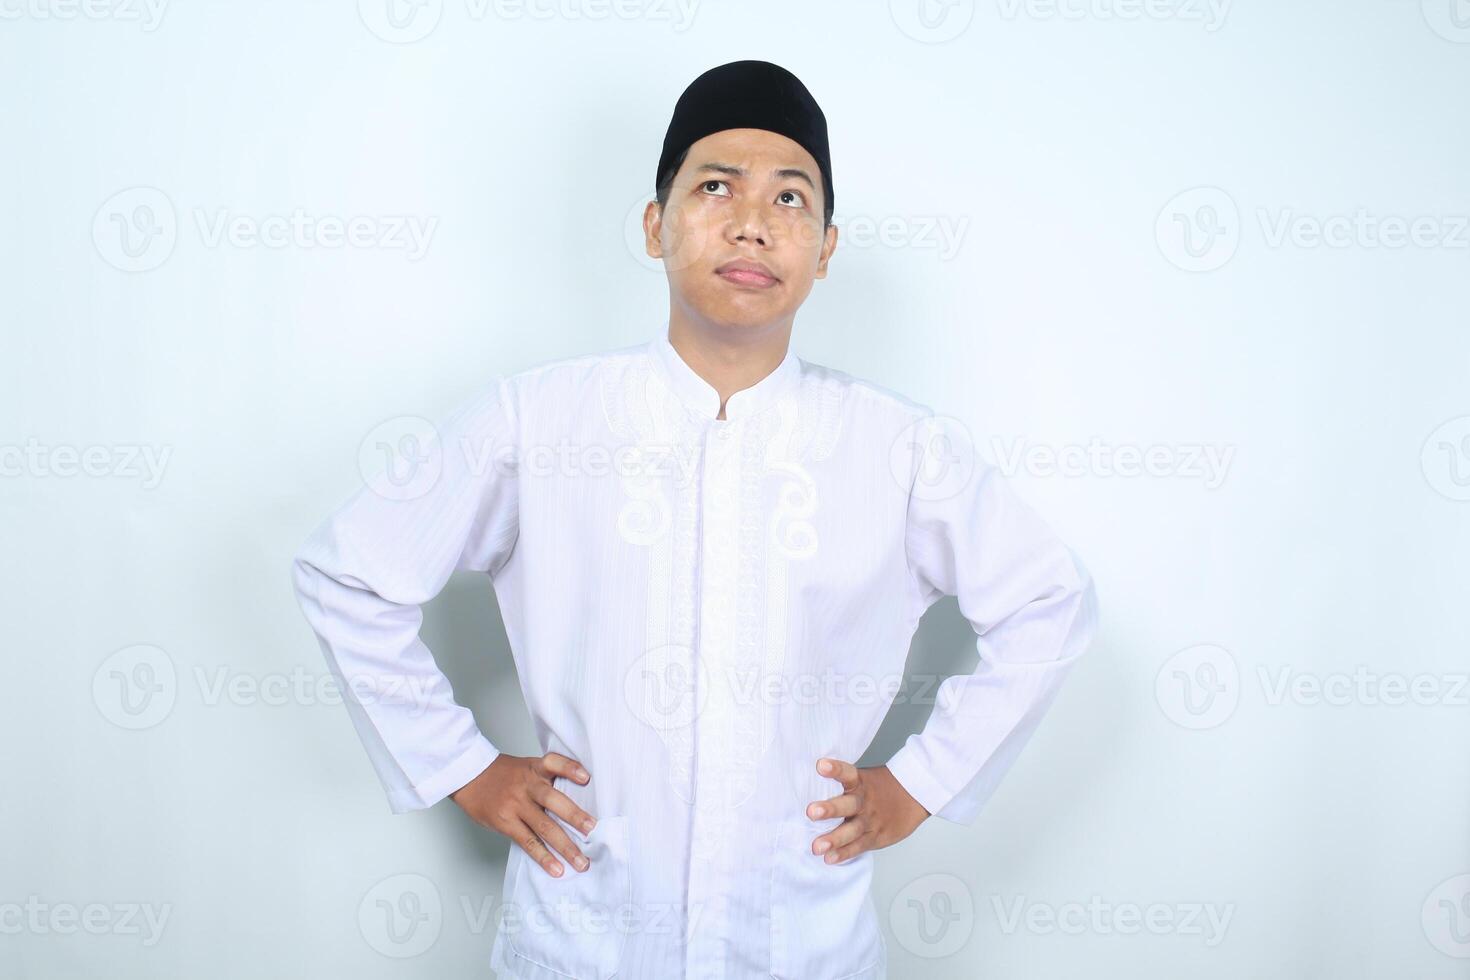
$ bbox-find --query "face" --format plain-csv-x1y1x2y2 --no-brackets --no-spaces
644,128,838,338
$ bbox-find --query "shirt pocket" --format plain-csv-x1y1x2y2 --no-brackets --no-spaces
768,817,887,980
503,812,632,980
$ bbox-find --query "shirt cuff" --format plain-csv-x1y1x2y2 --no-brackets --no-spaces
386,734,500,815
885,739,955,821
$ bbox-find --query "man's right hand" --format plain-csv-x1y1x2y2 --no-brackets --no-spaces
450,752,597,878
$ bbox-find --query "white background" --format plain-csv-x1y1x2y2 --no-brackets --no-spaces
3,1,1468,977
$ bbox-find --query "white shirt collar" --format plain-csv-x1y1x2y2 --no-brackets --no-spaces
647,324,802,421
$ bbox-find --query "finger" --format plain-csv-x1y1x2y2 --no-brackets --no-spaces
529,812,590,873
816,757,860,791
539,752,591,784
824,825,874,865
531,784,599,836
806,792,860,821
813,817,866,858
514,818,566,878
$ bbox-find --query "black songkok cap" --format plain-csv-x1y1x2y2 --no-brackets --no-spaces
656,60,834,223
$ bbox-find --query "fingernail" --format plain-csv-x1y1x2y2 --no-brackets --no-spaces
584,819,596,833
574,856,589,871
825,853,838,864
810,805,825,818
818,760,832,774
549,863,564,877
576,768,589,781
815,840,830,854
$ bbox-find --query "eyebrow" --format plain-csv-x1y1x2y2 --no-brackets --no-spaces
693,162,816,193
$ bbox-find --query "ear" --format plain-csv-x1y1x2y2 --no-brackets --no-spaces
643,200,664,259
813,222,839,280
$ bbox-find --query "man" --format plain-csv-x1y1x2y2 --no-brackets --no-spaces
293,59,1099,980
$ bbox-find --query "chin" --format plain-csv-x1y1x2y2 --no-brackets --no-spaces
702,304,787,334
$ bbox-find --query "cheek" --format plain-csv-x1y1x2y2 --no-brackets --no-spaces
660,205,721,272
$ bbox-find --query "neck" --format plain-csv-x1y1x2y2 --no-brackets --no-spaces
666,310,793,420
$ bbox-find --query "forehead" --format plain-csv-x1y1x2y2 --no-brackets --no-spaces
677,128,820,176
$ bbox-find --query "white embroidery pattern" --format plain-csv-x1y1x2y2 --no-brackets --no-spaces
602,352,844,856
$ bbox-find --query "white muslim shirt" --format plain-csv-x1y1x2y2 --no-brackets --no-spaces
292,327,1100,980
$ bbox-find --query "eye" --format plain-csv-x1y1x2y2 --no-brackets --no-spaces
701,180,732,197
777,189,806,209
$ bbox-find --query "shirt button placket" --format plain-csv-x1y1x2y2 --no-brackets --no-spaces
685,417,740,980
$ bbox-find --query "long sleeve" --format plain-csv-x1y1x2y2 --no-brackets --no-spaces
291,379,520,814
885,414,1099,826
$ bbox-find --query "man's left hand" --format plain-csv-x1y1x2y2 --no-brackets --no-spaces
805,758,929,864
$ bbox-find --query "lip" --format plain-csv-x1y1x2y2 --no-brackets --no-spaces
714,259,779,288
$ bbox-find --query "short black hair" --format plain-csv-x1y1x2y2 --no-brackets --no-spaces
655,146,833,231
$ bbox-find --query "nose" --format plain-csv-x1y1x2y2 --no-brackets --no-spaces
728,203,772,248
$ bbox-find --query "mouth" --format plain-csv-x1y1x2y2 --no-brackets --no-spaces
714,261,780,289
